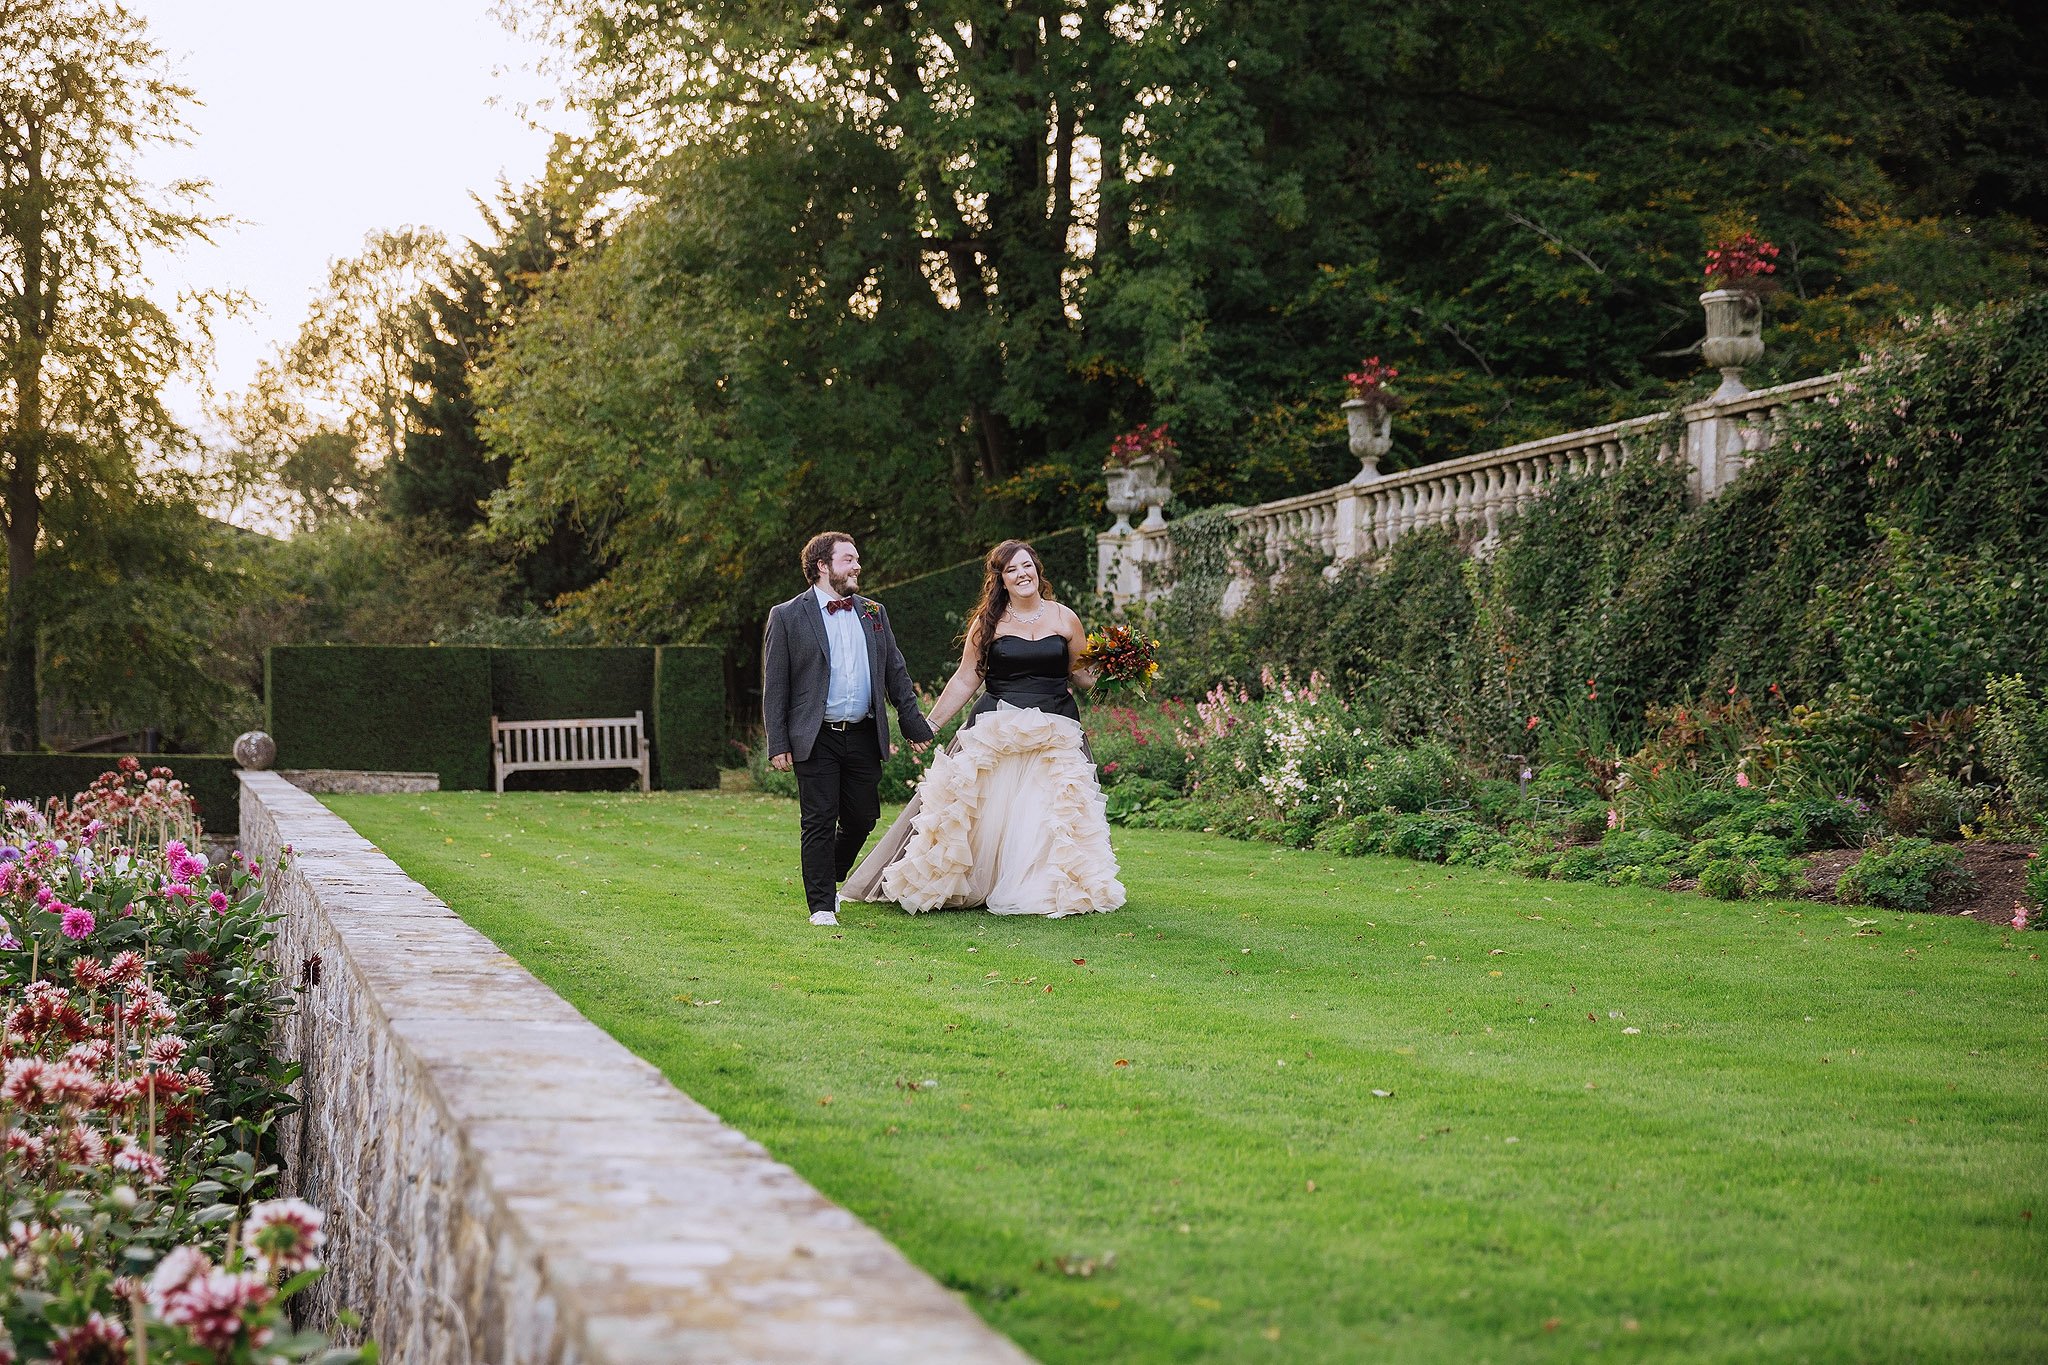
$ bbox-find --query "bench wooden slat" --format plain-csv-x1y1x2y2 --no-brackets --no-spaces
491,711,651,794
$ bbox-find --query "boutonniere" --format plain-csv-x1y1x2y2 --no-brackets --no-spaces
860,600,883,632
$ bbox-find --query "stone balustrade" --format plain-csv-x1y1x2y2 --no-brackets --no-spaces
237,770,1034,1365
1101,370,1847,608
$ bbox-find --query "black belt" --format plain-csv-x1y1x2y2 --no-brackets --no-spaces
823,714,872,731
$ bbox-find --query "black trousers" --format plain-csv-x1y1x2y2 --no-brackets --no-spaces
793,721,882,916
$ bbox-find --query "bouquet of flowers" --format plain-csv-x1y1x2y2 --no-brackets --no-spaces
1081,624,1161,696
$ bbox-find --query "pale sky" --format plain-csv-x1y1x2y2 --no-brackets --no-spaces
134,0,576,426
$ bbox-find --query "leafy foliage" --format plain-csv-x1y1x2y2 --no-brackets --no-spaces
1834,837,1972,911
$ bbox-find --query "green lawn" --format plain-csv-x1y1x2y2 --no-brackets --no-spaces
327,791,2046,1364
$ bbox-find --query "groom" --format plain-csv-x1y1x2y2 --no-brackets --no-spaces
763,532,933,926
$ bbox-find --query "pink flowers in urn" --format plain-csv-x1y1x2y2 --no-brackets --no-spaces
1344,356,1400,409
1704,233,1781,290
1106,421,1177,469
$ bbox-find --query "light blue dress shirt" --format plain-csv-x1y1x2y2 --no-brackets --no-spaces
813,584,873,724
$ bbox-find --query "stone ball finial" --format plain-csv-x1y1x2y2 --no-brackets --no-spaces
234,731,277,770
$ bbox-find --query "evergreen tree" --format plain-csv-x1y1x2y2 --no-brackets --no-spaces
389,143,609,602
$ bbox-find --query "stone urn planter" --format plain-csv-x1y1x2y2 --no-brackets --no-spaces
1344,398,1394,483
1700,288,1764,400
1104,465,1141,534
1106,454,1172,533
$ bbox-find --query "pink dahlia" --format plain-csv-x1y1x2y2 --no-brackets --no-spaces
50,1312,128,1364
60,905,95,940
243,1196,327,1274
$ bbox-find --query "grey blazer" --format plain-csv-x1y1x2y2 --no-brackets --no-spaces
761,591,934,763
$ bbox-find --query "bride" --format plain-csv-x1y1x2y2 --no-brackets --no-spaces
842,539,1126,917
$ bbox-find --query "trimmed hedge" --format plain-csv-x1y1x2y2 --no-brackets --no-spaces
876,526,1092,684
0,754,240,838
654,645,725,789
267,644,725,792
267,646,495,790
490,647,655,723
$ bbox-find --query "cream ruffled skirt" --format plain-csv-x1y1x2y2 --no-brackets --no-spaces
843,701,1125,916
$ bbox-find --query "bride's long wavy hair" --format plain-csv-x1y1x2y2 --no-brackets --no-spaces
965,539,1055,677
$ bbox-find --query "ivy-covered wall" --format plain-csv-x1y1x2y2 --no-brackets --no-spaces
1173,294,2048,761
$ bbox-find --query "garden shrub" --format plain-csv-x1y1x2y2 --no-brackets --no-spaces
1697,858,1749,900
1981,674,2048,823
1594,829,1692,886
1105,777,1178,825
1836,838,1973,910
1314,809,1402,858
1700,794,1878,851
1386,813,1475,863
1883,776,1993,839
1551,847,1606,882
2026,850,2046,909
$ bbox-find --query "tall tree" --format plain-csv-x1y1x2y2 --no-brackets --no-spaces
0,0,217,748
491,0,2045,661
285,225,446,472
390,143,609,601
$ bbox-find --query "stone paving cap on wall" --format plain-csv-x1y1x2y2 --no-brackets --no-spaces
238,770,1034,1365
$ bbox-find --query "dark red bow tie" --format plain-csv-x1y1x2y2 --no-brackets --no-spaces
826,597,856,614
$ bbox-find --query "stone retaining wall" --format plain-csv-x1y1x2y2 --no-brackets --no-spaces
238,770,1033,1364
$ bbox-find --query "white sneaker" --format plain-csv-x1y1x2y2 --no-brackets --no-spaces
809,910,839,927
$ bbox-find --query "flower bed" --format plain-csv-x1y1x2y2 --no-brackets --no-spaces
1083,683,2046,925
0,760,371,1362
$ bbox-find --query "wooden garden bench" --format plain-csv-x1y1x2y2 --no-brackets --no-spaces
491,712,650,793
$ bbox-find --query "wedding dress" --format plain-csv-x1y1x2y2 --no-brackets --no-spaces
842,634,1125,917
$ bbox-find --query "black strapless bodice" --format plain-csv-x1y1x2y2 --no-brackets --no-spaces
970,634,1079,724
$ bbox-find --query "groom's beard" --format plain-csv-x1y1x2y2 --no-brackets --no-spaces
827,570,860,597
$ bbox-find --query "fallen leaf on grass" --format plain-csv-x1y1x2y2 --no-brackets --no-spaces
1543,1317,1562,1332
1488,948,1507,956
1261,1325,1282,1341
1370,1089,1394,1098
1622,1027,1641,1035
1304,1180,1318,1193
818,1095,833,1106
1191,1295,1221,1311
1073,958,1087,965
1113,1059,1131,1068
